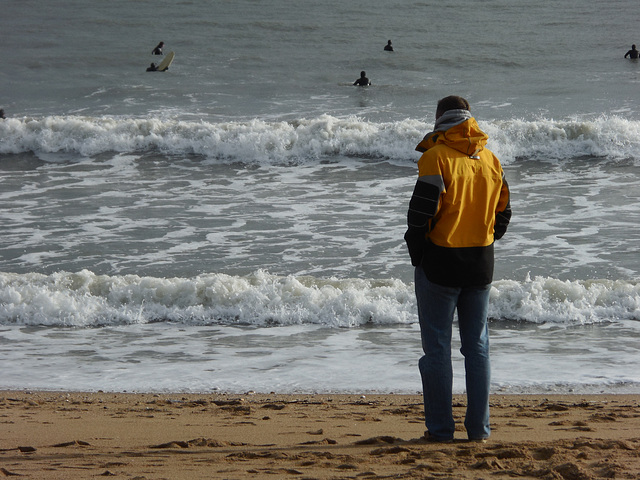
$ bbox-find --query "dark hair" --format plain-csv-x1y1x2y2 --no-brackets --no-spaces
436,95,470,118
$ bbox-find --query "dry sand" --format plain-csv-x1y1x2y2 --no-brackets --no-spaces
0,391,638,479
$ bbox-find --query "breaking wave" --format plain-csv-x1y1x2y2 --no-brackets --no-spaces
1,270,638,328
2,114,640,164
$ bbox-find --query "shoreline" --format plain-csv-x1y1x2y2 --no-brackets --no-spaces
1,391,639,479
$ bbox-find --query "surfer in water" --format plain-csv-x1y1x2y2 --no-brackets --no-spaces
146,63,158,72
384,40,394,51
152,42,164,55
624,44,639,59
0,109,5,119
353,71,371,86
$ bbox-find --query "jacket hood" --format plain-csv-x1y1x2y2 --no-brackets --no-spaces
415,112,489,158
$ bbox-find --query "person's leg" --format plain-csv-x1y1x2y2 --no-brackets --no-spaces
415,265,459,440
457,284,492,440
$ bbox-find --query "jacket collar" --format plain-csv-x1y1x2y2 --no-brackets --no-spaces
415,112,488,157
434,109,472,132
416,110,473,153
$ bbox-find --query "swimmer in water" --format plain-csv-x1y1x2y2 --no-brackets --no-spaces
353,71,371,86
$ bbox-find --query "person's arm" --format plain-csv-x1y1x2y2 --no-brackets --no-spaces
405,168,444,266
494,174,511,240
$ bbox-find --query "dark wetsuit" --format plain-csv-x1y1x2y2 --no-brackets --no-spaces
625,48,639,59
354,76,371,86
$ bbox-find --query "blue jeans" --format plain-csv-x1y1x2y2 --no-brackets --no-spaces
415,265,491,440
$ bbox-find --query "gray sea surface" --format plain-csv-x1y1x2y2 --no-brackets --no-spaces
1,0,639,394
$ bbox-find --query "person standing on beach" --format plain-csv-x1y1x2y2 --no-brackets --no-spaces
624,44,639,59
404,95,511,443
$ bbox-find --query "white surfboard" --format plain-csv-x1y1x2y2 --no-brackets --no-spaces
156,51,175,72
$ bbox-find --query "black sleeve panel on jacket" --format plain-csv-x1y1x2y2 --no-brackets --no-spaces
405,175,443,267
404,227,425,267
494,177,512,240
407,175,443,228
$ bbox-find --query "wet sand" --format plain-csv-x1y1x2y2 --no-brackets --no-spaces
1,391,638,479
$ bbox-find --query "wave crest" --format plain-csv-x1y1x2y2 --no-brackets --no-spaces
2,114,640,164
1,270,639,327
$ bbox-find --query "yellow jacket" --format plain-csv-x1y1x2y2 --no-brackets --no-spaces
405,117,511,286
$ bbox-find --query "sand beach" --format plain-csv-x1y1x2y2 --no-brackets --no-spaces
1,391,638,479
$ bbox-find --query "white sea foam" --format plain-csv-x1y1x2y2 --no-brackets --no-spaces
485,115,640,163
1,270,638,328
2,114,640,164
491,275,640,324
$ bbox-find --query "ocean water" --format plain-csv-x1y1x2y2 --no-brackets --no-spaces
1,0,640,394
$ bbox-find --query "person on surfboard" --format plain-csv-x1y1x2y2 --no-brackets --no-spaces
146,63,158,72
